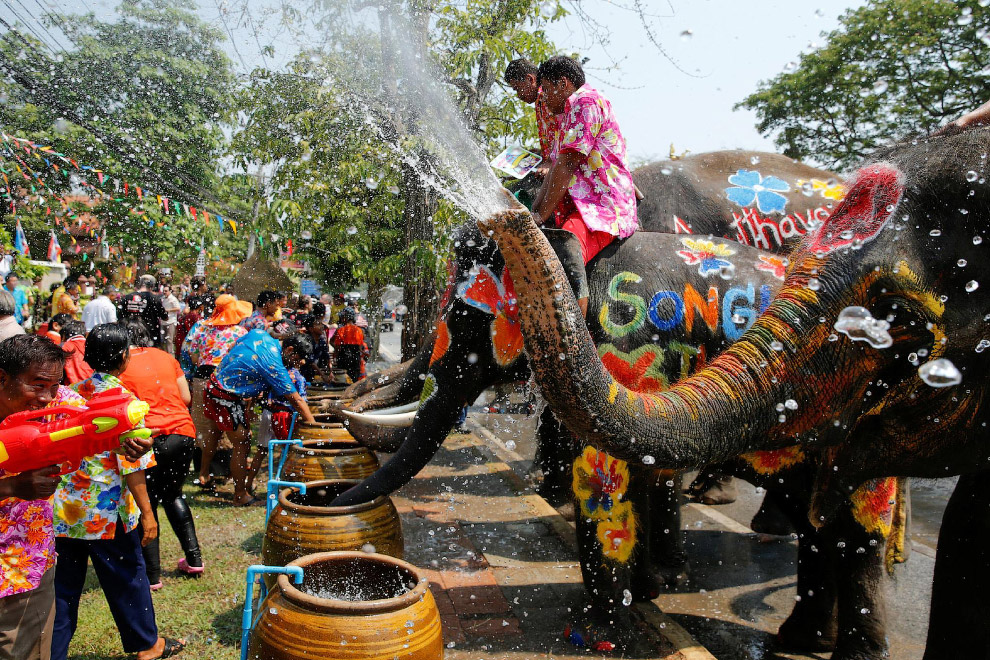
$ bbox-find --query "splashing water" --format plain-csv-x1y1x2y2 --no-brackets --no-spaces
833,306,893,349
918,359,962,388
320,8,510,220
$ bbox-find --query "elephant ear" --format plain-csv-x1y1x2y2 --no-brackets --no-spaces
807,163,904,255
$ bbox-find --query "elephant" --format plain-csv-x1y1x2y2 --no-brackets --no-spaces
332,217,906,657
481,127,990,660
335,149,841,452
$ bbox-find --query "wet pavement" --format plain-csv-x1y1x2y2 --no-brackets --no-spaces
468,397,952,660
392,430,691,659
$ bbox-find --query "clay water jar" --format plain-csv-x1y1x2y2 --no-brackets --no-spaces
262,480,403,583
281,439,379,482
247,551,443,660
295,416,355,442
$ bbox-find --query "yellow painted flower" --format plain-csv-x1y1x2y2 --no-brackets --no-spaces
797,178,845,201
596,500,636,563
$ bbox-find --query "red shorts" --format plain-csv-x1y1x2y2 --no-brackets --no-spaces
557,210,615,265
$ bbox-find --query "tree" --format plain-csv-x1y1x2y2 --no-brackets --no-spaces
231,0,565,359
737,0,990,170
0,0,246,270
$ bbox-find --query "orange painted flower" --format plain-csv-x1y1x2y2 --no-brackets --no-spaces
850,477,897,536
456,265,523,366
600,345,667,392
596,500,636,563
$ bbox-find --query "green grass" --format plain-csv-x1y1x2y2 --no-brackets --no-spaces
68,481,267,659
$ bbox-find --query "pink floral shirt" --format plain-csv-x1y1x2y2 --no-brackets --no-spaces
551,84,638,239
0,386,86,598
180,320,248,376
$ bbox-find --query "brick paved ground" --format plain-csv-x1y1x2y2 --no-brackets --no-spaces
392,432,688,659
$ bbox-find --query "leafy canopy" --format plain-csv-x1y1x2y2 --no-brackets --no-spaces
737,0,990,170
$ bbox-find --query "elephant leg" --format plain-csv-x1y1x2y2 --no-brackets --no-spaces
567,445,639,651
751,487,797,536
533,407,573,507
827,504,889,660
923,472,990,660
774,490,839,652
638,468,688,594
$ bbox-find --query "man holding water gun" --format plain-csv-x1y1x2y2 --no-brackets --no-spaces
0,334,154,660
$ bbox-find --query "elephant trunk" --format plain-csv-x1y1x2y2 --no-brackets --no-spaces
480,208,841,469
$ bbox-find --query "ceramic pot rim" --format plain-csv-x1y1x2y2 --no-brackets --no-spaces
277,479,386,515
278,551,429,614
290,439,364,456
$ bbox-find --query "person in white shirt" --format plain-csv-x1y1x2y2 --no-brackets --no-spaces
81,285,119,332
161,284,182,354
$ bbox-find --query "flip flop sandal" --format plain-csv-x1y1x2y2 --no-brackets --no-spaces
149,582,163,592
159,638,185,658
177,559,204,576
234,495,261,507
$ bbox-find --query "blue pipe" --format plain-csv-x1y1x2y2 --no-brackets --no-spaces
240,564,304,660
266,479,307,522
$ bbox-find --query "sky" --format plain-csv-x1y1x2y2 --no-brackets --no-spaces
14,0,864,163
544,0,866,161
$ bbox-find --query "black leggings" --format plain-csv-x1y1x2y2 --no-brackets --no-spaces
141,434,203,584
336,345,363,383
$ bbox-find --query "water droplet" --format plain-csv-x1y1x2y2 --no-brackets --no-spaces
966,280,979,293
918,359,962,388
679,29,693,40
976,339,990,353
930,229,942,237
731,313,746,324
505,440,516,451
269,607,278,615
778,414,787,423
642,455,656,465
361,543,376,553
622,589,633,606
346,225,358,235
872,79,888,94
719,263,736,280
467,353,478,364
975,236,984,245
784,399,799,410
558,353,566,360
808,277,821,291
770,340,784,351
958,9,974,25
660,165,673,175
834,306,893,349
958,258,968,267
750,155,761,165
784,61,797,72
967,170,979,182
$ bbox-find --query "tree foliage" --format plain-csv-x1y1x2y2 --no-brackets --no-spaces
0,0,245,268
737,0,990,170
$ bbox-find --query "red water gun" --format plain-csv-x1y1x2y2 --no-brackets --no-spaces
0,387,151,474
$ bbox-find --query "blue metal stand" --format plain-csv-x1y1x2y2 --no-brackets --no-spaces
240,564,304,660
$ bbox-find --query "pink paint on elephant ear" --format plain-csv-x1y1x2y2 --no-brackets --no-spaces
807,163,904,255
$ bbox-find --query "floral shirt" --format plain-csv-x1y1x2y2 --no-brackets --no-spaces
54,373,154,541
179,320,247,377
0,386,86,597
239,311,270,332
551,84,638,239
535,87,559,158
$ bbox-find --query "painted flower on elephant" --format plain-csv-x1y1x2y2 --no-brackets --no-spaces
596,500,636,563
456,265,523,366
725,169,791,214
573,446,629,519
430,320,451,366
755,254,789,280
739,445,805,475
849,477,898,537
797,178,845,201
676,238,736,277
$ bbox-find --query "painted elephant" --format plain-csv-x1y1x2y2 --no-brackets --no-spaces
336,149,840,450
482,128,990,660
333,217,905,657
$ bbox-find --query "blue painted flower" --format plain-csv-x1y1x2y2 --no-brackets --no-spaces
725,169,791,214
96,485,121,511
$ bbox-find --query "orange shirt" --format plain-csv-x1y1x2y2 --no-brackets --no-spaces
119,347,196,437
332,323,365,347
61,335,94,385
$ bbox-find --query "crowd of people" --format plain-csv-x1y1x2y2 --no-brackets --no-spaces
0,271,373,660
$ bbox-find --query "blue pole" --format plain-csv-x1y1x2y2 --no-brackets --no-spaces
267,438,302,486
240,564,304,660
265,479,307,523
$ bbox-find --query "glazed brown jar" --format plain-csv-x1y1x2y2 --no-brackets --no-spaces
281,440,379,482
247,551,443,659
262,480,403,580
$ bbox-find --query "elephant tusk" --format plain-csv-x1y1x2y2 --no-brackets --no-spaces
341,410,418,427
358,400,420,416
